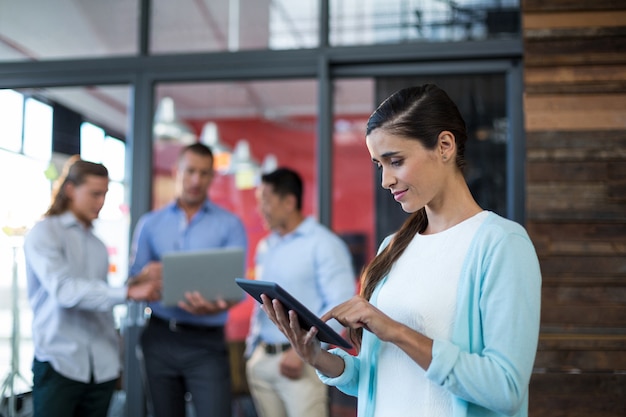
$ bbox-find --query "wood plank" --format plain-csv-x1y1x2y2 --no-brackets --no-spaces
527,161,608,181
528,183,611,205
538,240,626,255
529,373,626,417
526,222,626,239
524,94,626,131
524,32,626,66
526,130,626,148
525,65,626,85
608,180,626,201
525,94,626,111
535,350,626,371
529,372,626,394
528,208,626,221
525,51,626,66
523,0,626,12
542,286,626,304
540,275,626,286
538,333,626,349
538,255,626,275
526,221,626,249
609,161,626,178
524,11,626,29
527,147,626,161
525,65,626,93
525,110,626,131
541,305,626,327
525,81,626,94
524,26,626,40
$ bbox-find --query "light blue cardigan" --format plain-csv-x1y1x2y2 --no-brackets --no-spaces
319,212,542,417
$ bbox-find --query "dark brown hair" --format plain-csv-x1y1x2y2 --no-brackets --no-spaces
45,155,109,217
261,167,304,211
351,84,468,347
178,142,214,163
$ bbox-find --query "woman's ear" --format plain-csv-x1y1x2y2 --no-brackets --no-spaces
64,181,76,200
438,131,456,161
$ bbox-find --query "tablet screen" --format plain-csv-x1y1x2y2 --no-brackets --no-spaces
236,278,352,349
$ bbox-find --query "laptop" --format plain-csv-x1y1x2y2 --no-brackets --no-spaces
161,247,246,306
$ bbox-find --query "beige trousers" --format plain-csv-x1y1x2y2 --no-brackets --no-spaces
246,344,329,417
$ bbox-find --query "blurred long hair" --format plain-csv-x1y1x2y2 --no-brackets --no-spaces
45,155,108,217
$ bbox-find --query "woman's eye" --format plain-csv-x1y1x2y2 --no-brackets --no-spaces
390,159,402,167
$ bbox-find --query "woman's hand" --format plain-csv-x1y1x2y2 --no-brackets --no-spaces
127,276,162,301
322,295,399,342
260,295,347,377
325,295,434,370
260,294,323,366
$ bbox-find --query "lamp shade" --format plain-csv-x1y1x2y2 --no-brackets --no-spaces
200,121,232,174
153,97,196,144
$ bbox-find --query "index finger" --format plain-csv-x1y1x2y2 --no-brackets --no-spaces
320,309,334,323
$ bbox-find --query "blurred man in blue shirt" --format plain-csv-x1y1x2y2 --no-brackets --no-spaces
245,167,356,417
128,143,247,417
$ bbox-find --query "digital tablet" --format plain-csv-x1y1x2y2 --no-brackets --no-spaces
235,278,352,349
161,248,246,306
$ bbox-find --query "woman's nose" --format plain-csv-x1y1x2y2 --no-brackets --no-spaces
380,168,395,190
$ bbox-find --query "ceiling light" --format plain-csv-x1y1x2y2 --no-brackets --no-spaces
153,97,196,144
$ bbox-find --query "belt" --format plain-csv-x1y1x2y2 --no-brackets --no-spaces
150,315,223,334
260,342,292,354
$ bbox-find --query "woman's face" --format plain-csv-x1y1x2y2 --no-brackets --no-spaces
66,174,109,226
366,129,445,213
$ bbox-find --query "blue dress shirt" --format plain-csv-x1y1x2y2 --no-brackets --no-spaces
129,199,247,327
24,211,126,383
246,217,356,355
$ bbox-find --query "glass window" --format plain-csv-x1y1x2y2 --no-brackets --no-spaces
0,0,138,61
0,90,24,153
151,0,319,54
330,0,520,46
0,150,52,394
80,122,106,163
103,136,126,183
22,98,53,161
332,78,377,266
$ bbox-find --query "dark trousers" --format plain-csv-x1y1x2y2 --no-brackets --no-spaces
140,318,232,417
32,359,116,417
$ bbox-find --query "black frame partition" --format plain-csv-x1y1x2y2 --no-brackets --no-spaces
0,0,525,415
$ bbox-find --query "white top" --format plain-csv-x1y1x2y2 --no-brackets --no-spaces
374,211,488,416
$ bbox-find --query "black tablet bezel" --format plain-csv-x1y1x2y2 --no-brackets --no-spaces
235,278,352,349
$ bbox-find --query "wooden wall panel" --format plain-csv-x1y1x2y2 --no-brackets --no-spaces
523,0,626,12
523,1,626,415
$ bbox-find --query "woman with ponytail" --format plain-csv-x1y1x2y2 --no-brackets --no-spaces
261,84,541,417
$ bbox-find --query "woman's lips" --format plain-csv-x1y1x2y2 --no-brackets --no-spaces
393,190,407,201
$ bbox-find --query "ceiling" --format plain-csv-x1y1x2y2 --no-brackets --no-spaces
1,0,516,136
0,0,375,136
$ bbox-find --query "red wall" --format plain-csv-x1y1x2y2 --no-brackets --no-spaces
157,115,375,340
